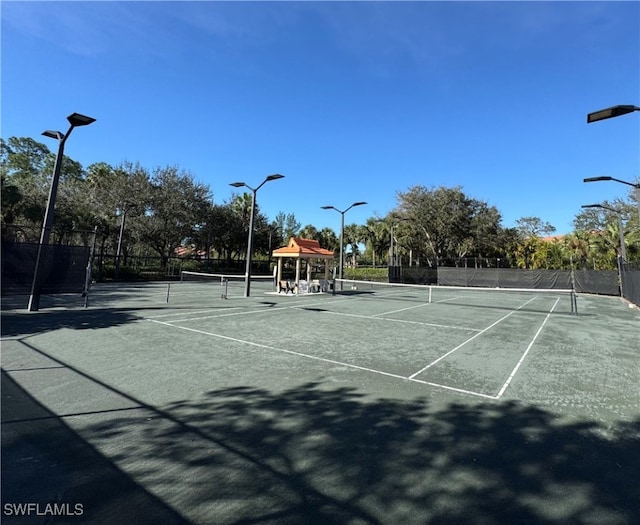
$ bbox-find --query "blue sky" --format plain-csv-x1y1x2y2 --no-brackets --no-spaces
2,1,639,235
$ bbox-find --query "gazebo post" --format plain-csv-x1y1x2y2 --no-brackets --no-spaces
295,259,301,292
277,258,283,286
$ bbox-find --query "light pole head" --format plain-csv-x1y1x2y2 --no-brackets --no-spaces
42,130,64,140
587,105,640,123
583,176,613,183
583,175,640,189
229,182,247,188
265,174,284,182
582,203,618,214
321,205,336,210
67,113,96,127
345,201,367,213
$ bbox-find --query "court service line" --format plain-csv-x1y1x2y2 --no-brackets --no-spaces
307,309,481,332
371,294,464,317
158,299,481,330
151,299,332,323
148,319,494,400
372,301,431,317
146,307,242,319
408,296,538,379
495,297,560,399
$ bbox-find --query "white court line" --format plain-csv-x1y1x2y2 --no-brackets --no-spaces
148,319,494,399
495,297,560,399
372,294,464,317
409,377,498,400
166,298,481,331
308,309,481,332
156,299,337,324
146,307,242,319
408,296,538,379
372,301,431,317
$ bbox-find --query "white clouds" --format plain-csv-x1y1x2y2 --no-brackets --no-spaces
5,2,631,69
3,2,174,58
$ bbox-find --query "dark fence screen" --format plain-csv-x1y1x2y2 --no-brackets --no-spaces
391,266,437,285
436,267,573,289
392,265,639,307
621,265,640,307
1,242,90,295
573,270,619,296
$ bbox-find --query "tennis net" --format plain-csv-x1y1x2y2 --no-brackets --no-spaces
180,271,275,295
334,278,578,314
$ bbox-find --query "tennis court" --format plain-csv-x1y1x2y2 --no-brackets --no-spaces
2,278,639,524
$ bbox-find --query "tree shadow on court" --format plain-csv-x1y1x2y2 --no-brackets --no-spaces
78,382,639,525
0,308,146,338
1,371,192,525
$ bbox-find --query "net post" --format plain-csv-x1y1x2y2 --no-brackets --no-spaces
332,267,337,296
568,255,578,315
166,283,170,303
83,225,98,308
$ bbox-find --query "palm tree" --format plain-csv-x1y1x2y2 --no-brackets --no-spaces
563,231,592,269
359,221,380,266
230,193,253,226
343,223,361,268
299,224,319,240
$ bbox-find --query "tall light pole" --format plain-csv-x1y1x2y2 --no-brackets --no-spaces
583,176,640,226
581,204,627,261
321,201,367,290
28,112,96,312
114,202,134,281
230,174,284,297
586,103,640,226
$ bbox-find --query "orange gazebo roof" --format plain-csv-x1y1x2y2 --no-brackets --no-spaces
272,237,334,259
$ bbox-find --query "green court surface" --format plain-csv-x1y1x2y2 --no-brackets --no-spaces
2,280,639,524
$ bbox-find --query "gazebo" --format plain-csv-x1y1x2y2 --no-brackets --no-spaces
272,238,334,293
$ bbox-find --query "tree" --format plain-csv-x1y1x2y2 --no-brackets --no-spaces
1,174,23,240
85,161,153,262
395,185,504,263
274,212,301,241
362,218,387,267
469,202,504,259
298,224,319,240
317,227,338,252
0,137,52,232
343,223,362,267
515,216,556,239
137,166,212,267
196,202,245,264
1,136,91,244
